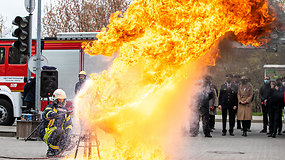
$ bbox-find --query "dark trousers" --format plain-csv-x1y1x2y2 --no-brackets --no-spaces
278,110,283,133
201,112,211,135
269,107,282,135
209,115,215,129
237,120,241,129
44,127,71,152
261,104,269,130
248,121,251,129
242,120,250,132
235,109,241,129
25,101,35,110
189,109,200,136
222,107,235,133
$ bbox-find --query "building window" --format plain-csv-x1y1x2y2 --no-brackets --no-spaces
0,48,4,64
8,47,27,64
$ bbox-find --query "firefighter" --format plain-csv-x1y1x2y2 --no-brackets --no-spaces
40,89,72,157
75,70,87,94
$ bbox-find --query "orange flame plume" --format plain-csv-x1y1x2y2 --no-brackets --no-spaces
74,0,274,159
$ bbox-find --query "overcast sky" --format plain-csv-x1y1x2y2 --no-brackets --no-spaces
0,0,52,38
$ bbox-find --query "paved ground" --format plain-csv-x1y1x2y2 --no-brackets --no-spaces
0,120,284,160
172,122,285,160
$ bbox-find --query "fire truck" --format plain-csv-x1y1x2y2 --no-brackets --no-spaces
0,32,112,125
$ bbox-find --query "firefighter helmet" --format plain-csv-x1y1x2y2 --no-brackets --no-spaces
52,89,67,100
79,71,87,76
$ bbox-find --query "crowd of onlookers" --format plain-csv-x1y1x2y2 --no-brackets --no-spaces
190,74,285,138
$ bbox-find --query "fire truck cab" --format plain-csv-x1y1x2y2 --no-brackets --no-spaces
0,32,112,125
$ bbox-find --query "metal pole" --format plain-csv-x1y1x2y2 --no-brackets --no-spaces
27,13,32,80
35,0,42,116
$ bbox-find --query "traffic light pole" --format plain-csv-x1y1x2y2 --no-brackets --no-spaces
27,13,32,80
35,0,41,116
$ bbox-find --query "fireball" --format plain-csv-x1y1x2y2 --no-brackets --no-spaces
74,0,274,159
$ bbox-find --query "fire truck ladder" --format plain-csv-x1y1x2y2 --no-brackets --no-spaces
74,128,101,160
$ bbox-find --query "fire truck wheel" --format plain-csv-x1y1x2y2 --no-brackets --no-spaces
0,99,15,126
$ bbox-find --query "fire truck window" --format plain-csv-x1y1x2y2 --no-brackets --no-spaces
0,48,4,64
8,47,27,64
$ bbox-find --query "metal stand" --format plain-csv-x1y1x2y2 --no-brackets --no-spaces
74,129,101,159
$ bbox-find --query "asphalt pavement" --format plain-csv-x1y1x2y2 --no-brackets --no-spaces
0,118,284,160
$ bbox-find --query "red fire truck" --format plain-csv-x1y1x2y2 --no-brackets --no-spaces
0,32,112,125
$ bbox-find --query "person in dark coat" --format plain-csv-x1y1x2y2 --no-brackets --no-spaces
198,78,214,137
276,78,284,135
189,78,213,138
23,78,36,113
282,77,285,133
75,71,87,94
218,74,238,136
268,83,284,138
207,76,218,131
259,76,271,133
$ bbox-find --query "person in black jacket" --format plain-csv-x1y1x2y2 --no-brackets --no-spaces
259,76,271,133
218,74,238,136
189,78,214,138
268,83,284,138
198,78,214,137
23,78,36,113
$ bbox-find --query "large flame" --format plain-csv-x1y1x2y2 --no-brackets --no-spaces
74,0,273,159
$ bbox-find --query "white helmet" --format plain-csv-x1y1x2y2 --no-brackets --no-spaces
52,89,67,100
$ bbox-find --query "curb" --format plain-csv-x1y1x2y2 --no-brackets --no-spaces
0,131,16,137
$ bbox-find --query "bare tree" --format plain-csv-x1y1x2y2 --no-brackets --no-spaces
42,0,131,37
0,14,7,38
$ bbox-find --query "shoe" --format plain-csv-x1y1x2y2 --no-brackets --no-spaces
278,132,282,135
247,129,251,132
210,129,213,132
272,134,276,138
260,129,267,133
222,132,226,136
229,133,235,136
268,134,272,137
205,134,212,138
190,133,198,137
46,150,60,157
242,132,247,137
267,132,271,135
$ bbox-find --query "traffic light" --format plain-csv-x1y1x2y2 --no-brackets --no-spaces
40,70,58,97
12,16,30,55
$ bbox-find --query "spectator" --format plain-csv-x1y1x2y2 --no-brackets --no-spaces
259,76,271,133
218,74,238,136
233,74,242,130
282,77,285,133
189,78,213,137
207,76,218,131
237,76,253,137
268,82,284,138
